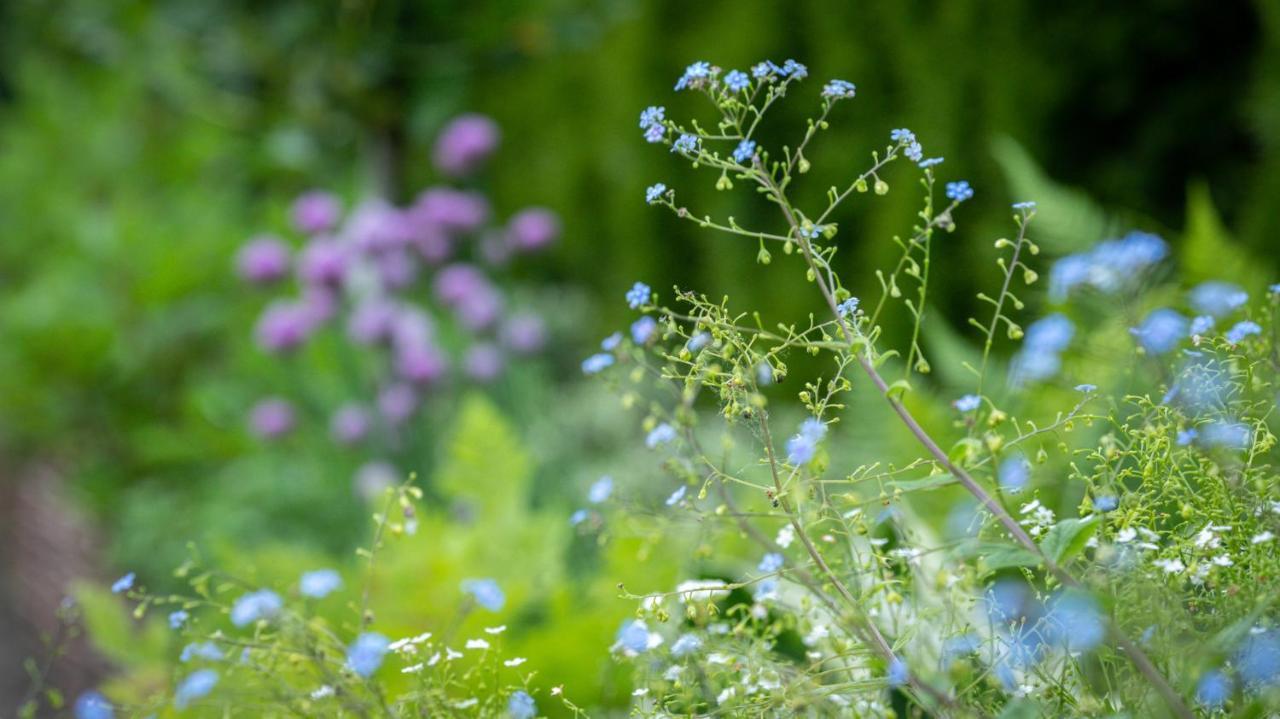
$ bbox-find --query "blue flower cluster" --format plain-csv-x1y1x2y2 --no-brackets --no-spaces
671,133,699,154
640,105,665,143
461,578,506,611
645,183,667,204
821,79,856,99
674,61,712,91
1049,231,1168,301
732,139,757,164
345,632,390,677
1009,313,1074,385
945,180,974,202
723,69,750,93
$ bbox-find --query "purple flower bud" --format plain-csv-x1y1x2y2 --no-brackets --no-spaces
434,264,489,306
432,114,501,177
292,191,342,235
377,383,418,425
500,313,546,354
412,188,490,235
347,298,400,345
345,201,413,255
330,404,371,445
390,307,436,350
506,207,560,253
297,238,349,287
454,285,503,331
374,249,419,290
255,301,313,353
249,397,295,439
464,343,504,382
395,343,448,385
235,235,291,284
411,224,453,264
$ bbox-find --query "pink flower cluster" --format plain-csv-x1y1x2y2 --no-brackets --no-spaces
239,115,557,451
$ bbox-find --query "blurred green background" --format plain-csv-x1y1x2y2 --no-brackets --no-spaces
2,0,1278,713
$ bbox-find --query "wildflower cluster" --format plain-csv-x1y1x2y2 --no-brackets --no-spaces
582,59,1280,718
65,479,585,718
237,114,558,496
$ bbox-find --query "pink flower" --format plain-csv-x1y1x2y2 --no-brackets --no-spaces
236,235,291,284
506,208,560,253
250,397,295,439
432,114,501,177
291,191,342,235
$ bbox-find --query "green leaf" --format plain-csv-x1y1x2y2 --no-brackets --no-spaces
955,540,1041,573
1181,181,1267,293
991,136,1114,254
1039,517,1099,564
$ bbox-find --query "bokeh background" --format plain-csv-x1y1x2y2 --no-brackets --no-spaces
2,0,1279,713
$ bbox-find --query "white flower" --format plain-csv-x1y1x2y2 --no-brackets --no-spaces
632,688,649,697
445,648,463,661
776,525,795,548
1153,558,1185,574
707,652,731,665
1115,527,1137,543
675,579,730,603
663,665,683,681
311,685,334,699
716,687,736,705
1019,499,1042,514
1211,554,1234,567
503,657,527,667
1252,531,1275,544
401,663,424,674
484,625,507,635
454,699,478,709
426,652,441,666
465,638,490,650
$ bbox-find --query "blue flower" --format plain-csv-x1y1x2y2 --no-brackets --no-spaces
180,641,224,663
601,332,623,351
644,123,665,143
1075,384,1098,393
686,332,711,352
617,620,651,653
229,589,282,627
1189,315,1215,336
646,423,677,448
675,61,712,91
998,456,1029,493
461,578,506,611
786,418,827,465
1189,281,1248,317
1025,314,1074,354
1177,428,1199,446
887,657,910,687
1195,670,1232,708
665,486,687,506
671,133,699,154
345,633,390,678
631,316,658,344
626,281,651,309
645,183,667,204
1202,420,1251,449
1051,231,1168,300
111,573,135,594
1012,201,1037,210
754,577,779,601
1226,320,1261,344
732,139,757,164
588,476,613,504
751,60,781,79
508,690,538,719
1271,283,1280,295
1131,309,1187,354
890,128,916,144
74,691,114,719
1236,630,1280,689
837,297,859,318
903,141,924,163
821,79,856,99
953,394,981,412
945,181,974,202
780,59,807,79
639,105,665,129
1093,496,1118,512
174,669,219,709
300,569,342,599
758,553,784,573
723,70,750,93
918,157,944,168
581,353,615,375
569,509,588,526
168,610,189,630
756,362,775,386
671,633,702,656
1046,590,1104,652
